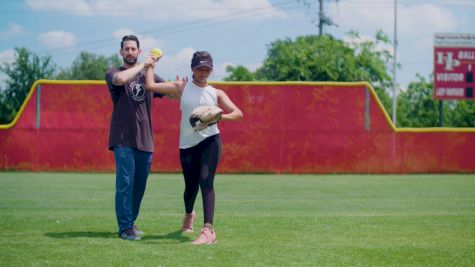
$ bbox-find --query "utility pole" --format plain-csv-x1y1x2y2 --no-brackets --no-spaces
317,0,338,36
318,0,324,36
392,0,398,125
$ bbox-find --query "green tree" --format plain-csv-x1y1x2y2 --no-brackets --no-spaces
223,65,255,81
397,74,441,127
225,32,394,114
56,51,121,80
0,47,56,124
448,100,475,127
397,74,475,127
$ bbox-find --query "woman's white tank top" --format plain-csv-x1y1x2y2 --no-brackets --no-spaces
179,82,220,149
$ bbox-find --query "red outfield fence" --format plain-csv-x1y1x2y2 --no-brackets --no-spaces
1,80,474,173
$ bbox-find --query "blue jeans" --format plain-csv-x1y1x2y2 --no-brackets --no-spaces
113,146,152,236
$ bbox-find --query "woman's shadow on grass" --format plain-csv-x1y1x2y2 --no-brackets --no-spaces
45,230,190,243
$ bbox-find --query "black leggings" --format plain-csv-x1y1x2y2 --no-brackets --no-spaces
180,134,222,225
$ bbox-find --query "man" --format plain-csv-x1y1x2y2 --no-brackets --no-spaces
104,35,173,240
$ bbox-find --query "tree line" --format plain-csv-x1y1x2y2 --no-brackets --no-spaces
0,48,121,124
0,33,473,126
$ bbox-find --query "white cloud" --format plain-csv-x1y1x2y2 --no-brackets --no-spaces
0,49,16,64
0,49,16,89
212,62,231,81
25,0,92,16
154,47,195,81
152,48,250,81
113,28,134,40
312,0,467,72
0,23,26,40
139,36,166,54
326,1,458,91
111,29,167,54
38,31,77,49
0,73,7,90
398,4,457,36
25,0,286,20
329,2,393,33
329,2,457,38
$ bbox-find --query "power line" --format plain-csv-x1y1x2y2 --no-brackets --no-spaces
337,0,475,3
0,0,298,13
36,1,300,57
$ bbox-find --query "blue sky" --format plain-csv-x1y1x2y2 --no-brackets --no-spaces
0,0,474,91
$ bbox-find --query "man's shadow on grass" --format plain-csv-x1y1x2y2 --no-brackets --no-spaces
45,230,190,243
45,231,115,239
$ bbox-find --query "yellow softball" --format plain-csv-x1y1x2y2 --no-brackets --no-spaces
150,48,163,58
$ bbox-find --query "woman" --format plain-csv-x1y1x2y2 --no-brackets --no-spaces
145,51,243,245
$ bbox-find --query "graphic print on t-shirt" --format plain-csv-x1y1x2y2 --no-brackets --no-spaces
127,80,146,102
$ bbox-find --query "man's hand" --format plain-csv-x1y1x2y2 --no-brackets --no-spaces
144,55,156,69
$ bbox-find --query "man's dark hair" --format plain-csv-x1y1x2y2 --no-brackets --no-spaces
121,35,140,49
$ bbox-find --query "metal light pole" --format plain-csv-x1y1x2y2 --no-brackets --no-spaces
392,0,398,125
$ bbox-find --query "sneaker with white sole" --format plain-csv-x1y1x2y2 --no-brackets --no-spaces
191,224,217,245
120,228,141,241
182,210,196,233
133,225,144,236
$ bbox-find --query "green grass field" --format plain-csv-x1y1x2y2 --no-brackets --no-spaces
0,172,474,266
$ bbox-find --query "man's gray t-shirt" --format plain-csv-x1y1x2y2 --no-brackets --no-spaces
105,67,164,152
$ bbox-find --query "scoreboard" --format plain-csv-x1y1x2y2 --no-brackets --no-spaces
434,33,475,100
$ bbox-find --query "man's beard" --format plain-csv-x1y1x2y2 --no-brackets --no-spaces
123,56,138,65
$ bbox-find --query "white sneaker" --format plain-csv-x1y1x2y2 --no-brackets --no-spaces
132,225,144,236
191,224,217,245
182,210,197,233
